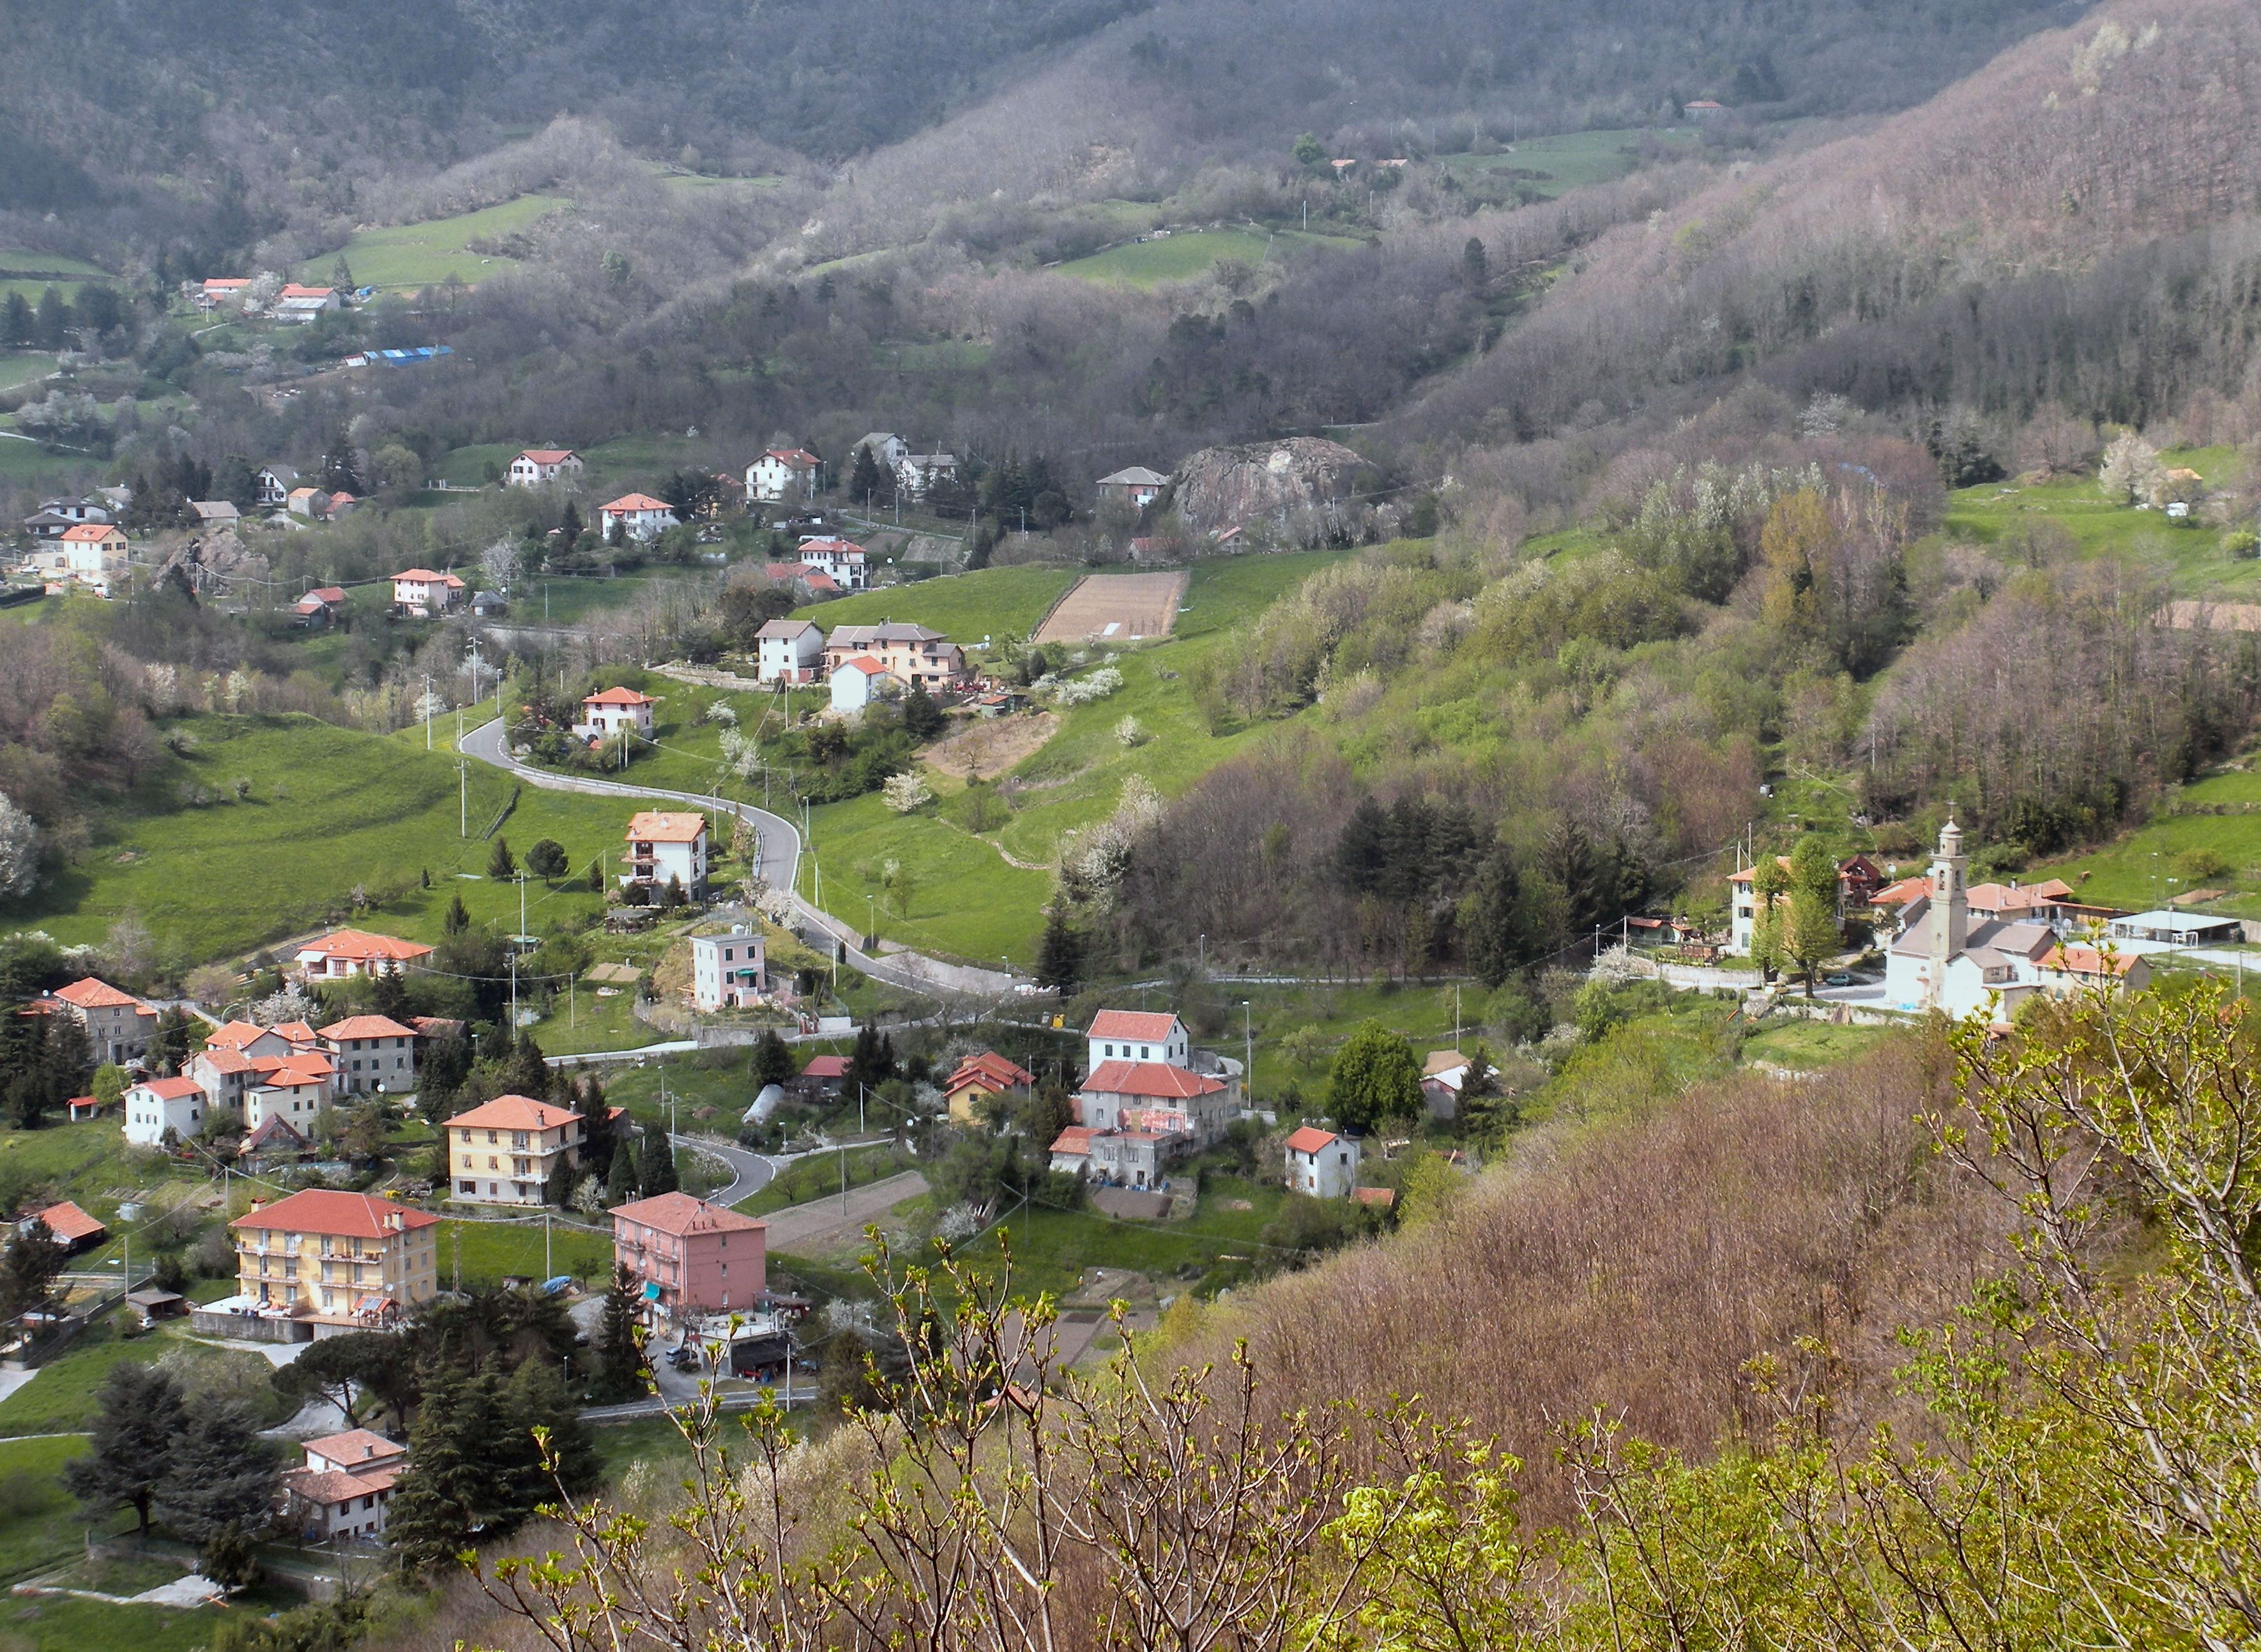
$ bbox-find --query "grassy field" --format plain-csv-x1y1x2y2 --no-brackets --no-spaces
0,351,54,391
737,1144,918,1216
4,713,640,967
800,552,1353,964
300,195,568,289
2033,757,2261,918
1056,227,1361,289
0,1435,96,1581
0,251,110,280
1436,126,1702,199
952,1175,1289,1301
795,565,1080,644
1937,446,2253,594
0,1319,282,1438
1739,1019,1892,1070
434,1215,614,1289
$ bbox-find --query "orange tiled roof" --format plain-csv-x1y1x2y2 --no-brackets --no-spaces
625,810,705,844
1088,1010,1181,1043
602,493,672,513
31,1201,105,1243
1081,1060,1224,1099
233,1189,439,1238
317,1015,418,1040
1284,1126,1338,1154
584,686,654,706
446,1093,582,1132
300,929,434,964
610,1191,766,1237
51,977,146,1011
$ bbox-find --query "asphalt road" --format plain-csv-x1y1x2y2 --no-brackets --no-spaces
673,1132,776,1206
458,717,1019,999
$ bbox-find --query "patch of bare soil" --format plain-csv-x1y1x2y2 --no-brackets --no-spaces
922,710,1058,782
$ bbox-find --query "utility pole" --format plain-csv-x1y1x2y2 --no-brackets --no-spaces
459,757,468,838
423,673,432,750
840,1142,848,1215
1242,1000,1252,1091
545,1206,552,1279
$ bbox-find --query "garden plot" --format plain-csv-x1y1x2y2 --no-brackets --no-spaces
1033,572,1190,645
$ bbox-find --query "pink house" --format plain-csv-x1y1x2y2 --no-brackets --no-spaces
610,1191,767,1325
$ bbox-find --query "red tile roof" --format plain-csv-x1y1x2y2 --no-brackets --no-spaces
51,977,146,1011
763,448,819,466
1351,1186,1397,1208
1081,1061,1223,1099
610,1191,766,1237
947,1052,1035,1093
138,1077,205,1101
625,810,706,844
2042,945,2138,978
300,929,434,964
446,1093,582,1132
59,523,124,543
1049,1126,1093,1155
234,1189,439,1238
602,494,673,513
319,1015,418,1041
518,449,575,464
1284,1126,1338,1155
1088,1010,1182,1043
306,1428,405,1466
31,1201,105,1243
839,656,887,676
583,686,655,706
800,1055,849,1079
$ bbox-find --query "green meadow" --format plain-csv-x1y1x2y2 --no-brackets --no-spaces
1056,227,1361,288
301,195,568,290
1436,126,1701,200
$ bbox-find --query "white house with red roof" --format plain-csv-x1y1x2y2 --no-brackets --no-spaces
58,522,130,593
124,1076,209,1147
754,618,825,685
294,929,434,980
318,1015,420,1094
599,493,680,542
36,976,156,1064
1086,1010,1190,1071
577,685,655,738
389,568,466,616
291,585,349,627
445,1093,584,1204
282,1429,408,1543
275,283,340,322
1285,1126,1360,1199
828,656,898,713
623,810,708,897
796,536,869,590
747,448,822,503
507,449,584,489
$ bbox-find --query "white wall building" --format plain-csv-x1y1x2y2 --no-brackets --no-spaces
895,452,958,499
754,619,825,684
1086,1010,1191,1072
577,686,656,738
828,657,896,713
853,433,910,474
796,536,869,590
692,927,766,1010
125,1077,207,1147
624,810,708,897
507,449,583,489
747,448,821,503
599,494,680,542
1285,1126,1360,1199
389,568,466,616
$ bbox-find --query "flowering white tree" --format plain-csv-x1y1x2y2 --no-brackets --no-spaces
0,794,40,899
1114,714,1144,746
883,771,934,813
479,536,522,591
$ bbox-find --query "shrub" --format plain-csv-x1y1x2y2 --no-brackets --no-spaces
882,772,934,813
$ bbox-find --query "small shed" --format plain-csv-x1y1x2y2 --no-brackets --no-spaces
125,1288,187,1328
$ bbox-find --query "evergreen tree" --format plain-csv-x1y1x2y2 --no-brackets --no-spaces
505,1355,598,1499
369,968,409,1021
843,1024,895,1098
151,1006,194,1073
751,1030,795,1092
544,1155,575,1207
0,292,31,347
594,1265,646,1400
385,1368,480,1576
847,442,887,506
586,858,605,892
560,499,583,543
0,1219,65,1319
320,424,365,496
525,838,569,881
1466,841,1537,989
638,1130,678,1196
418,1031,472,1126
443,891,471,935
1328,1020,1424,1134
156,1400,280,1547
1461,236,1489,293
577,1075,616,1179
1035,907,1085,996
604,1137,638,1205
1333,798,1391,895
33,285,69,350
501,1033,551,1101
487,837,517,881
64,1363,184,1534
901,684,945,739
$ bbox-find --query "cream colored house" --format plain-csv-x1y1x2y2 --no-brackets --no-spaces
446,1093,585,1205
231,1189,441,1326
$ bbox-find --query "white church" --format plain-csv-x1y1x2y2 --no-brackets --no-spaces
1882,820,2148,1019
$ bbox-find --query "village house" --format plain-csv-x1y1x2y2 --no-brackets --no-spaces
287,487,330,519
189,499,241,527
319,1015,419,1094
828,657,898,713
446,1093,584,1206
26,1201,105,1254
1049,1126,1169,1190
1684,100,1728,120
294,928,434,980
895,451,958,500
275,284,341,322
1285,1126,1360,1199
34,976,156,1064
753,618,825,684
599,493,679,541
797,536,871,591
1420,1050,1469,1120
747,448,822,504
852,433,910,474
611,1190,768,1325
1086,1010,1191,1070
123,1076,206,1146
507,449,583,489
1728,854,1885,955
242,1054,336,1134
388,567,466,616
291,586,348,626
255,465,298,507
821,623,968,692
1096,467,1169,513
58,522,129,593
225,1188,440,1333
1077,1060,1236,1149
577,685,656,738
281,1428,408,1543
1884,821,2152,1017
944,1051,1035,1127
200,277,251,307
690,926,766,1011
797,1054,849,1101
622,810,708,899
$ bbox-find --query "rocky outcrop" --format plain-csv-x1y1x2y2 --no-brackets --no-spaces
1170,437,1378,544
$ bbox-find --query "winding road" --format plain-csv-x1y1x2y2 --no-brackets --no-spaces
457,716,1019,999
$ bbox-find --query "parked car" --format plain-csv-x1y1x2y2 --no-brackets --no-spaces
1824,973,1854,987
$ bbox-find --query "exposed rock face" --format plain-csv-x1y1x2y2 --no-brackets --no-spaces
156,527,270,596
1171,437,1376,544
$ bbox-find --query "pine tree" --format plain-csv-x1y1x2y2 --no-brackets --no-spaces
1333,798,1391,895
560,499,583,543
64,1363,184,1534
1466,841,1536,989
605,1137,638,1205
0,292,31,348
505,1355,598,1499
639,1130,678,1196
155,1400,279,1547
595,1264,646,1400
487,837,517,881
1035,907,1085,996
544,1155,575,1207
501,1033,550,1100
443,891,471,935
0,1220,65,1318
751,1030,795,1091
369,968,409,1021
386,1364,522,1575
586,858,605,892
418,1031,472,1126
848,443,886,506
577,1075,616,1180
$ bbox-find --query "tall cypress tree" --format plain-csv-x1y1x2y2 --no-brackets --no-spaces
639,1130,678,1196
605,1137,638,1206
505,1355,598,1499
64,1364,184,1534
155,1401,280,1549
1035,907,1085,996
595,1265,646,1401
